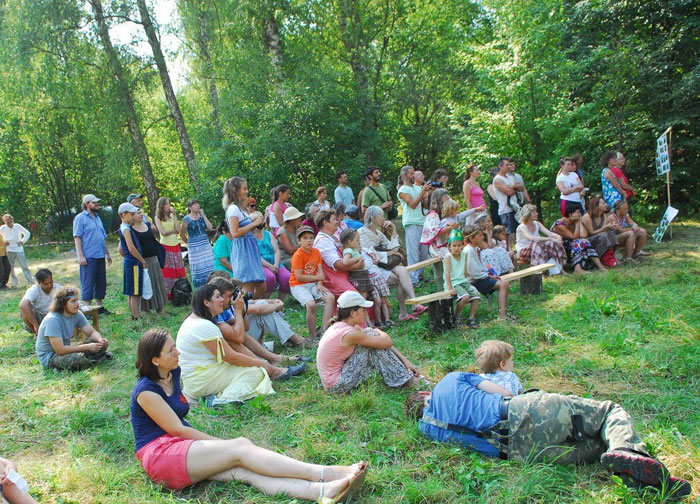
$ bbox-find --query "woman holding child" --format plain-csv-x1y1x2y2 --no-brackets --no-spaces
131,328,366,501
420,189,455,290
473,214,514,276
316,292,420,394
515,204,567,273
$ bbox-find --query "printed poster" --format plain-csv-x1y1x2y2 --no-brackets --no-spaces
656,134,670,176
652,206,678,242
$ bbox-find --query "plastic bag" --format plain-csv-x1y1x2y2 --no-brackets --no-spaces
142,268,153,300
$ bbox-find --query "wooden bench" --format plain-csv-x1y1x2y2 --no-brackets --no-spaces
406,290,455,332
405,263,555,331
405,256,441,272
74,305,100,339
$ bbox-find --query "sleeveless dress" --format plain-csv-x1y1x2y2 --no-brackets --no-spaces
226,204,265,283
589,215,618,257
601,168,624,208
159,215,186,297
183,216,213,288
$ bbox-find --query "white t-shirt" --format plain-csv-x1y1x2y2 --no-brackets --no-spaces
513,173,527,202
493,174,515,215
515,221,548,253
556,172,582,202
176,317,224,379
225,204,248,223
23,283,62,315
0,224,30,253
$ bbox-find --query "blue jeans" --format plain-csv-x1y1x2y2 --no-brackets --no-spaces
80,257,107,301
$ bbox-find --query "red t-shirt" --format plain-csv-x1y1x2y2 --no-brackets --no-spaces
611,167,632,199
289,247,322,287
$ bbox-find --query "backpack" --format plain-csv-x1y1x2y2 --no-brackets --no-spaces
171,277,193,307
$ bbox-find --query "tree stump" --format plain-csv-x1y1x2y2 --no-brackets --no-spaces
520,273,542,295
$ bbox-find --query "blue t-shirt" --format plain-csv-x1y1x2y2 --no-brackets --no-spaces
72,210,107,259
345,218,363,230
419,372,503,457
130,366,191,452
334,185,354,207
215,306,234,324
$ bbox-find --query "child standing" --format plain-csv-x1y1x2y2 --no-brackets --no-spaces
118,203,147,321
440,199,480,229
475,339,523,396
340,228,392,328
289,226,335,339
443,229,481,328
464,224,510,321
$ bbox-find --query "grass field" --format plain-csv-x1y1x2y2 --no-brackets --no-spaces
1,223,699,503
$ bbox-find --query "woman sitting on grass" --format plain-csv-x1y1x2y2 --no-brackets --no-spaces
316,292,420,394
131,328,367,501
176,284,304,406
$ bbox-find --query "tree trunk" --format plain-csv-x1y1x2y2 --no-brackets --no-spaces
263,15,283,82
192,0,221,134
88,0,159,216
136,0,199,194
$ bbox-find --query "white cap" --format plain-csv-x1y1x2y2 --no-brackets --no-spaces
82,194,100,205
337,291,373,309
118,202,140,214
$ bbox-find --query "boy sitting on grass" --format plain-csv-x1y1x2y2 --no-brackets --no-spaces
289,225,335,339
443,229,480,328
475,339,523,396
463,224,510,321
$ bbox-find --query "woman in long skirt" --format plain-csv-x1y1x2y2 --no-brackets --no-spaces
179,199,214,288
131,211,167,313
222,177,266,298
155,197,186,298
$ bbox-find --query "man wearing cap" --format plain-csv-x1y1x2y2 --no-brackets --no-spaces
127,193,149,223
0,214,33,286
73,194,112,308
344,205,363,230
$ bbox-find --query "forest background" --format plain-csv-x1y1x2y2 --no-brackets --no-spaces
0,0,698,234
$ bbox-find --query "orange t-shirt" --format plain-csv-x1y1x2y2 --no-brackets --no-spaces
289,247,322,287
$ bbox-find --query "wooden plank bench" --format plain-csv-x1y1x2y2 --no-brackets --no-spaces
405,256,441,272
500,263,554,295
74,305,100,339
405,263,555,331
406,290,455,333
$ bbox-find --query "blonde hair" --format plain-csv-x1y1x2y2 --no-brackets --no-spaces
441,199,458,217
475,340,514,373
249,211,264,223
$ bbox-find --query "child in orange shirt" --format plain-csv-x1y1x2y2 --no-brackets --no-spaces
289,226,335,339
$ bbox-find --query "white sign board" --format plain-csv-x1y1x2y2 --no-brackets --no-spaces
655,133,670,176
652,206,678,242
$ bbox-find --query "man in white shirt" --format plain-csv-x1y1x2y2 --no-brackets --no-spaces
20,268,62,335
493,158,524,248
508,159,531,204
0,214,32,286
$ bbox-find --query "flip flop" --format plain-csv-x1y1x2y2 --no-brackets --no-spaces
285,354,313,364
412,304,428,316
399,314,417,322
332,464,368,503
275,362,307,381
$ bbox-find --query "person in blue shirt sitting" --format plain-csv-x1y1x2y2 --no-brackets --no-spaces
405,372,690,500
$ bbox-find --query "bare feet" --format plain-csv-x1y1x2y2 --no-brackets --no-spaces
320,462,365,482
404,376,421,388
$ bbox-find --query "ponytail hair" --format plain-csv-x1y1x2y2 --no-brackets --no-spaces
222,177,246,210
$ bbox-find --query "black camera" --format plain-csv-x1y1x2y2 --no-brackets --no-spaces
430,181,443,188
232,286,253,307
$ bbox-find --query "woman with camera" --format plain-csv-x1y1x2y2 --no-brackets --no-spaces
250,211,290,301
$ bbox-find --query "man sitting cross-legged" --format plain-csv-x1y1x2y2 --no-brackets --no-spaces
405,370,691,500
35,286,112,371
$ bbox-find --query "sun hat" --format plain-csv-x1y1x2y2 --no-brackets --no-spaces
337,291,374,309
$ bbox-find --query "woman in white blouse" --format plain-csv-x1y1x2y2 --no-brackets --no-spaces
515,204,567,274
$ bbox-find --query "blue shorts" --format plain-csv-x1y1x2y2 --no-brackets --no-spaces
499,212,517,234
123,261,143,296
471,276,498,296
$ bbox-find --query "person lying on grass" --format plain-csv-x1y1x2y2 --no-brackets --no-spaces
405,370,691,501
35,286,111,372
316,291,420,394
131,328,367,502
208,275,313,361
463,224,510,321
175,284,305,407
442,229,481,328
475,339,523,396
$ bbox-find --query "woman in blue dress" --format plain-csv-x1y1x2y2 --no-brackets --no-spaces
179,199,214,289
222,177,266,298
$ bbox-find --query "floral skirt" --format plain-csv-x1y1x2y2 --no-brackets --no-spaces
563,238,598,268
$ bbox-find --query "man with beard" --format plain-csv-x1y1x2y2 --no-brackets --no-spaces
361,166,394,219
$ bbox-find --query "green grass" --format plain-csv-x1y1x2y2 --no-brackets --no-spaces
1,224,699,503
